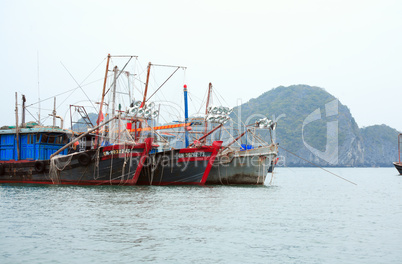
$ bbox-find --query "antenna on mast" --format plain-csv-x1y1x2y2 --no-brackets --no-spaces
37,51,41,125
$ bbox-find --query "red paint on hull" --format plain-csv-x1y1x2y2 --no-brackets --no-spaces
200,141,222,184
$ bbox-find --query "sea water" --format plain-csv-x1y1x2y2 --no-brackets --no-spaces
1,168,401,264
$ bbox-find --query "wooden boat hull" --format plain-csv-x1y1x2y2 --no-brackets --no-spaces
206,144,278,185
137,141,222,185
0,139,152,185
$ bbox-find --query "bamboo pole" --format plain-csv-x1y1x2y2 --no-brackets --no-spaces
222,129,249,151
94,54,111,148
141,62,151,108
188,123,223,147
15,92,20,160
204,82,212,135
50,116,118,159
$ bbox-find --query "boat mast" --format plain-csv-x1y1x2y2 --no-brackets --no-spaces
15,92,20,160
184,84,189,147
204,82,213,136
94,54,111,148
110,66,119,143
99,54,111,123
37,51,41,125
52,97,56,127
21,94,26,126
141,62,151,108
125,71,131,104
111,66,118,119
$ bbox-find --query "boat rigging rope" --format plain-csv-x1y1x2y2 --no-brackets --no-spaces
246,129,269,147
158,155,165,185
122,144,128,184
269,167,275,185
211,86,252,131
49,153,73,184
26,58,106,109
150,154,155,185
221,126,243,149
60,61,97,111
277,145,357,185
145,67,180,103
187,92,202,114
217,159,224,184
24,107,40,124
196,88,209,115
109,146,115,184
105,56,133,95
93,147,101,180
58,58,107,113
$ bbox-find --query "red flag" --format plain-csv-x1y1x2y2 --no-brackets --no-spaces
97,110,104,125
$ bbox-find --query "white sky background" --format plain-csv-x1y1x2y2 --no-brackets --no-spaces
0,0,401,131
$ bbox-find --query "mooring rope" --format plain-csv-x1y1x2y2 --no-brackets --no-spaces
269,162,275,185
278,145,357,185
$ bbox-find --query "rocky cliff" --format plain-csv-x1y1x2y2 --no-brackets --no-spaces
360,125,399,166
234,85,399,167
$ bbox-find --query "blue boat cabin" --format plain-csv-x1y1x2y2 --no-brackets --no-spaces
0,129,70,161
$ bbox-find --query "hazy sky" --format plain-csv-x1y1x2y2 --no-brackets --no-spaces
1,0,401,131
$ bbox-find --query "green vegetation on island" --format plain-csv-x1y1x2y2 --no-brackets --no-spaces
234,84,398,167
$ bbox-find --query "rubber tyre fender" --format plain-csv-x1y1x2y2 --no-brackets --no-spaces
0,164,4,175
34,161,46,173
78,152,91,166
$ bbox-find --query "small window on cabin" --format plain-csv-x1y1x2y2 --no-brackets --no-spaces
48,135,56,144
56,136,63,144
36,134,40,143
41,134,48,143
62,135,68,144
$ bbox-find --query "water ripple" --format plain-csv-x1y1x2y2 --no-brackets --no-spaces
1,168,402,263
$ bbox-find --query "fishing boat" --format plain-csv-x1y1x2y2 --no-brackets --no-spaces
0,54,155,185
1,55,279,186
205,120,278,185
0,128,153,185
207,143,278,185
152,83,279,185
198,83,278,184
126,70,225,185
162,122,278,185
47,135,154,185
0,123,73,182
0,101,155,185
137,141,222,185
393,133,402,174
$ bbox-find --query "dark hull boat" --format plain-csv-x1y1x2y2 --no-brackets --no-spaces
393,162,402,175
206,144,278,185
137,141,222,185
0,139,153,185
0,55,161,186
